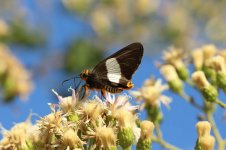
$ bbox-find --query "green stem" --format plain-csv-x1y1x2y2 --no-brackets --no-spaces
215,99,226,108
153,125,181,150
206,112,225,150
179,92,203,110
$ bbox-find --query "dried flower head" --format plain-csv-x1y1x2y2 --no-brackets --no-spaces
95,126,117,149
79,100,104,122
196,121,211,138
37,111,64,144
84,118,117,149
61,128,84,148
140,120,155,140
0,120,32,149
115,109,136,129
192,71,210,89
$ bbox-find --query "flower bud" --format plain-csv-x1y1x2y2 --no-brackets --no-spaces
176,66,189,81
196,121,211,138
160,65,183,93
199,135,215,150
118,127,134,149
192,49,203,70
192,71,210,89
192,71,218,102
202,44,217,60
140,121,155,140
62,128,83,148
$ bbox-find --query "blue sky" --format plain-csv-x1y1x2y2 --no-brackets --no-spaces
0,1,225,149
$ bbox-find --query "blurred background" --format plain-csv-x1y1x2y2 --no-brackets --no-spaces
0,0,226,149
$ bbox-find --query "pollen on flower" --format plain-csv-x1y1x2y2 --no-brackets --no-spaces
192,71,210,89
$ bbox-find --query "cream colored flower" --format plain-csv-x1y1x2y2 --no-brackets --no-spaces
131,78,171,108
192,71,210,89
103,93,140,116
52,88,78,113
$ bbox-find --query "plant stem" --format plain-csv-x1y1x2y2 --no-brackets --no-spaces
152,125,181,150
179,92,203,110
206,112,225,150
215,99,226,108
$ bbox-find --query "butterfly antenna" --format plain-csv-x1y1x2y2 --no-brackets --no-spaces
62,76,80,86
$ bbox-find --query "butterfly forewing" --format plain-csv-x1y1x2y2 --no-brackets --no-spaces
92,43,143,86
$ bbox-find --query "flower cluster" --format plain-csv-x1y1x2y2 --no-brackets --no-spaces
159,44,226,108
0,43,33,102
0,89,155,150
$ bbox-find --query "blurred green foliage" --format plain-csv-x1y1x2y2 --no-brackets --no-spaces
65,40,104,73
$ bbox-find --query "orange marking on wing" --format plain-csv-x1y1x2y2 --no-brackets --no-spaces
126,81,134,89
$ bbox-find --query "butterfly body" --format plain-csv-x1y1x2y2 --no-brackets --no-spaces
79,42,143,98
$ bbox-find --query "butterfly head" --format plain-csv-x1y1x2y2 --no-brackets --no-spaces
80,69,89,81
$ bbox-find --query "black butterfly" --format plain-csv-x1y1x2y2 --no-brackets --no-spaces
79,42,144,98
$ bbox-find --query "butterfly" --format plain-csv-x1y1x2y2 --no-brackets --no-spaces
78,42,143,98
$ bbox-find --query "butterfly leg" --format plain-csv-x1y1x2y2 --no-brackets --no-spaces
101,89,106,99
81,84,89,99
